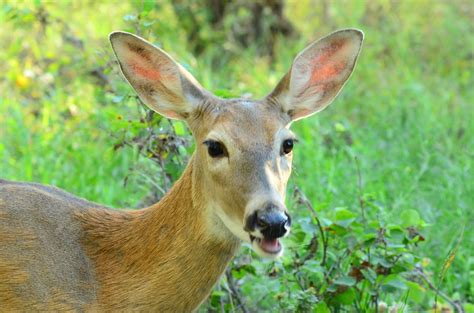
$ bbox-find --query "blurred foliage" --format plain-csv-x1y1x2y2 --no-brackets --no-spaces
170,0,297,60
0,0,473,312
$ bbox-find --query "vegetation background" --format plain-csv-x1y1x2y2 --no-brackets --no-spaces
0,0,472,312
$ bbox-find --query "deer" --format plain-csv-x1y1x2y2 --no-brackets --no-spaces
0,29,363,311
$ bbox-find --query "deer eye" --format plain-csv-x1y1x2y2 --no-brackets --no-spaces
204,140,226,158
282,139,295,155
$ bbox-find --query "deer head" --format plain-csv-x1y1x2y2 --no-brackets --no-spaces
110,29,363,258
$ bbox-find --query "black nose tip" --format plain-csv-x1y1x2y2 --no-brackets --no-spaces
256,209,290,239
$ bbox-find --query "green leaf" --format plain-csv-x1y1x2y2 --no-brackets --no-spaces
373,255,392,268
333,208,357,228
334,276,357,286
363,233,377,241
142,0,154,14
381,274,407,290
361,268,377,283
320,217,333,227
334,208,357,221
328,224,350,236
173,121,187,136
335,122,346,132
387,224,404,231
211,290,226,297
400,209,421,227
464,303,474,313
405,280,426,303
387,228,405,242
238,264,256,276
300,216,316,233
313,301,330,313
304,260,324,274
331,288,356,305
326,284,337,292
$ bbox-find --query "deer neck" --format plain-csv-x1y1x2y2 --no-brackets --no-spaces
79,155,241,310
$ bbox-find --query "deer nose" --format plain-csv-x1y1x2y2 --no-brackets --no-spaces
255,206,291,239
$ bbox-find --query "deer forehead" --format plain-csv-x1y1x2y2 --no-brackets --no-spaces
193,99,292,150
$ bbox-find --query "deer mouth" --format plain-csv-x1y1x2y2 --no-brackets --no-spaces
250,235,283,256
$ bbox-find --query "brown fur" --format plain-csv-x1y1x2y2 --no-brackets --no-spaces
0,180,99,310
0,160,240,311
75,161,240,311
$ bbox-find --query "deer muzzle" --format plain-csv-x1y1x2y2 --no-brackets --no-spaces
245,203,291,256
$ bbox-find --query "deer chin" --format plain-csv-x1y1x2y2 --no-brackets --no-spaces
214,209,251,242
213,208,285,258
250,235,284,258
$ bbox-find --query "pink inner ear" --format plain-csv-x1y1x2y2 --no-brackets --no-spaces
124,50,178,83
309,39,348,83
311,60,347,83
127,60,162,80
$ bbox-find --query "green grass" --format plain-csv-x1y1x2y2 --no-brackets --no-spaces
1,0,472,309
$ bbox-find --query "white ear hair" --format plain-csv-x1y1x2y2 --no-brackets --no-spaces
110,31,209,120
268,29,364,121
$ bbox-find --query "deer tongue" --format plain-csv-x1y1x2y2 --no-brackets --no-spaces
259,238,281,253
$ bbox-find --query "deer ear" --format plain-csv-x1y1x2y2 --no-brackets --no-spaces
268,29,364,121
110,31,208,120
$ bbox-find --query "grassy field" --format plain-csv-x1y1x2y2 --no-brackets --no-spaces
1,0,472,310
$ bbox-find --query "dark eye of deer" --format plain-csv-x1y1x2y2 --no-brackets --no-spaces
204,140,226,158
282,139,294,155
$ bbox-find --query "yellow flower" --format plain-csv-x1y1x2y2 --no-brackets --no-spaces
15,75,30,89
